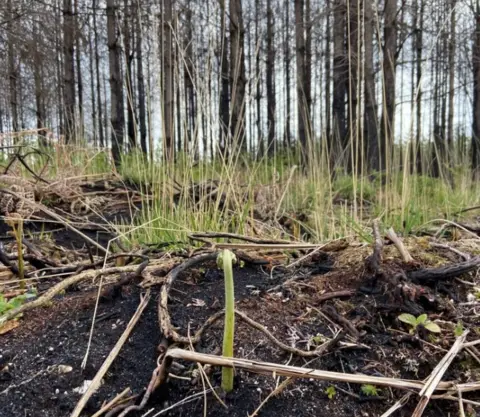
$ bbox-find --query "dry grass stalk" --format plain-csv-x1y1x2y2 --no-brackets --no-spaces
412,331,469,417
165,348,472,392
69,290,151,417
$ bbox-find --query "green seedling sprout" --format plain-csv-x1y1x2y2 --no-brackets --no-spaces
217,249,237,393
398,313,441,335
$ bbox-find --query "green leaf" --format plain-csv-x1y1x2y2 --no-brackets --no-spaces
454,322,464,337
325,385,336,400
424,321,441,334
398,313,417,327
361,384,379,396
416,314,428,325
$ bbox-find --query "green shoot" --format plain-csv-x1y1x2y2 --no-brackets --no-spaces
361,384,380,396
217,249,237,393
325,385,336,400
398,313,441,335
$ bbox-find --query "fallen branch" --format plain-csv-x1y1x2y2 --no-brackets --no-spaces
158,252,218,343
0,261,155,325
408,257,480,283
91,387,132,417
386,228,414,263
69,290,151,417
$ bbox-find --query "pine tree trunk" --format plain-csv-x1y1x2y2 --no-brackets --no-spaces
63,0,76,142
107,0,125,165
229,0,247,152
266,0,276,155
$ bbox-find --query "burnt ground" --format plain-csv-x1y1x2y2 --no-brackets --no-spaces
1,237,480,417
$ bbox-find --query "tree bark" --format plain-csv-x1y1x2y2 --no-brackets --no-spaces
364,0,378,172
229,0,247,152
124,0,137,150
266,0,276,155
295,0,309,168
162,0,174,161
93,0,105,147
219,0,230,156
63,0,76,142
332,0,347,163
380,0,397,172
135,0,147,155
107,0,125,165
472,1,480,178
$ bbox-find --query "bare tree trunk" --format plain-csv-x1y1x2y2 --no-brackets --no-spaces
93,0,105,147
472,0,480,178
219,0,230,156
295,0,309,168
34,19,47,145
255,0,263,156
305,0,312,139
325,0,331,143
7,0,19,134
284,0,291,147
332,0,346,165
229,0,247,152
364,0,378,172
63,0,76,142
184,5,196,157
74,0,84,140
124,0,137,150
266,0,276,155
447,0,456,159
346,0,358,172
380,0,397,172
162,0,174,161
88,20,97,146
107,0,125,165
415,1,424,174
135,0,147,154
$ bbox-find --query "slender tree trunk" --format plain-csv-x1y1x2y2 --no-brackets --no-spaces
364,0,378,173
380,0,397,172
219,0,230,156
325,0,331,143
93,0,105,147
162,0,174,161
88,19,97,146
295,0,309,167
415,1,424,174
305,0,312,140
332,0,346,164
74,0,84,140
7,0,19,134
124,0,137,150
63,0,76,142
346,0,358,172
266,0,276,155
284,0,291,147
184,6,196,157
255,0,263,156
447,0,456,160
107,0,125,165
135,0,147,154
472,1,480,178
229,0,247,153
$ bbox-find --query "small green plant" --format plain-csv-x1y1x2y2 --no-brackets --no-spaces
0,290,36,316
454,321,465,337
398,313,441,335
361,384,380,396
325,385,336,400
217,249,237,393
